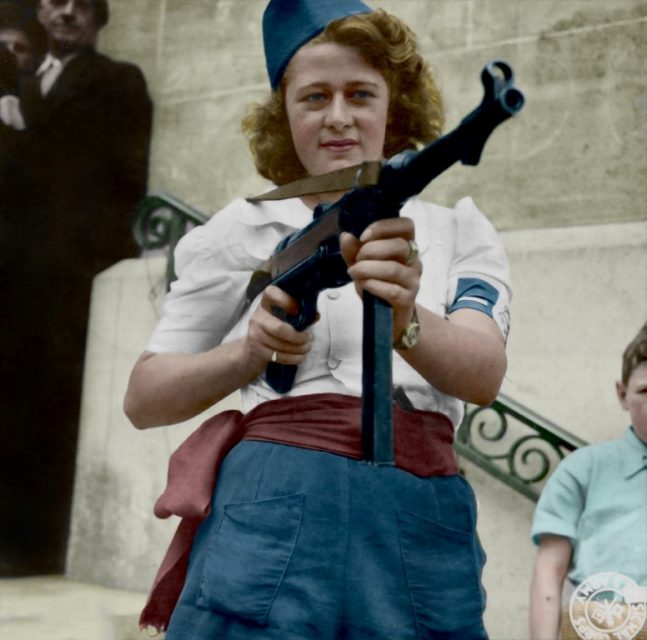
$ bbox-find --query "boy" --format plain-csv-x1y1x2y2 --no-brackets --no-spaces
529,321,647,640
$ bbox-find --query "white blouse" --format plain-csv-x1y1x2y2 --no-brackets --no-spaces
147,195,512,428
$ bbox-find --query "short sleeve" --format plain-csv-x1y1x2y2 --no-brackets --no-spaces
146,203,266,354
446,197,512,340
531,449,591,545
145,197,312,355
146,234,249,354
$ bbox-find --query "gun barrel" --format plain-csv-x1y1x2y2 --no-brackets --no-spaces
500,86,525,114
377,60,524,206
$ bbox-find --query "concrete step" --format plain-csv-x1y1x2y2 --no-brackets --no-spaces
0,576,156,640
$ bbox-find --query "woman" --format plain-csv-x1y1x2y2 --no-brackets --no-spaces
125,1,511,638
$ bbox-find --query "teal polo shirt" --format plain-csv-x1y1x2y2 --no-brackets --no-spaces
531,426,647,585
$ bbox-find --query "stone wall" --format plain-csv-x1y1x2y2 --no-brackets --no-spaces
98,0,647,230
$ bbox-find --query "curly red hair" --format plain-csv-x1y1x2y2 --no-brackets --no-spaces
242,9,444,185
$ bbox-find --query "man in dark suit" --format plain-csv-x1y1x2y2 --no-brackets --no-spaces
0,0,153,575
24,0,151,274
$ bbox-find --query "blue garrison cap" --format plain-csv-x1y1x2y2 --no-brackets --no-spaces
263,0,373,90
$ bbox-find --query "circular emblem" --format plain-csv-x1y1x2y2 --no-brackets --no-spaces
569,572,647,640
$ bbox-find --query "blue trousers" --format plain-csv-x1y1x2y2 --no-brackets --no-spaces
165,442,489,639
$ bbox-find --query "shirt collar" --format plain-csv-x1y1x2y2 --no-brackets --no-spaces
622,426,647,479
243,195,431,254
242,195,316,230
36,52,77,76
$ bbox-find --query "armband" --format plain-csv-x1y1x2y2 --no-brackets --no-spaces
448,277,499,318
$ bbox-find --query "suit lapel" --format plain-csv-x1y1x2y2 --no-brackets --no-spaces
41,48,102,114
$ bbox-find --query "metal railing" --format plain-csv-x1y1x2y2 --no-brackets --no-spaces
131,193,587,500
131,192,210,290
456,393,587,501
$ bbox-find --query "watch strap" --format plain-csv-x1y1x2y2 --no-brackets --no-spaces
393,308,420,351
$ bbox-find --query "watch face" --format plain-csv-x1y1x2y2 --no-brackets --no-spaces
395,310,420,350
403,322,421,348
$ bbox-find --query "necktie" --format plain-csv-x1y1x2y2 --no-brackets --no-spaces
39,57,62,96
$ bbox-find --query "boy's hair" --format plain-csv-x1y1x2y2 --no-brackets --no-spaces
242,9,444,186
622,321,647,385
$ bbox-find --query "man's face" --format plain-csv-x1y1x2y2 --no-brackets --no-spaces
617,362,647,444
0,28,35,73
37,0,99,55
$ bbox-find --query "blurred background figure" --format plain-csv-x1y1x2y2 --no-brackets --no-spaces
0,0,153,576
0,0,44,97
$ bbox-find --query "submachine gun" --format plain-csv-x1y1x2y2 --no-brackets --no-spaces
246,60,525,464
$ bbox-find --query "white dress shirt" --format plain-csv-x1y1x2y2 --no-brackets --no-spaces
147,195,512,428
36,52,75,95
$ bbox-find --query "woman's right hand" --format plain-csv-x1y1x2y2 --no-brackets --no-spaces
124,285,313,429
245,285,314,373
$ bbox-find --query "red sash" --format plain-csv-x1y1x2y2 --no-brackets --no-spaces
139,393,458,632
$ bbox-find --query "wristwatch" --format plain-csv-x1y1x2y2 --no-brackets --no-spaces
393,308,421,351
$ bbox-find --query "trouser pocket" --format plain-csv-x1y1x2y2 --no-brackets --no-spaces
398,506,487,637
196,493,304,625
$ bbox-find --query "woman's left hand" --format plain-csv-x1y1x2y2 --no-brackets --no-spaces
339,217,421,343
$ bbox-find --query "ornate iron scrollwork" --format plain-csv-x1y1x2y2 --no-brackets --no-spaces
131,192,209,290
455,393,587,501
